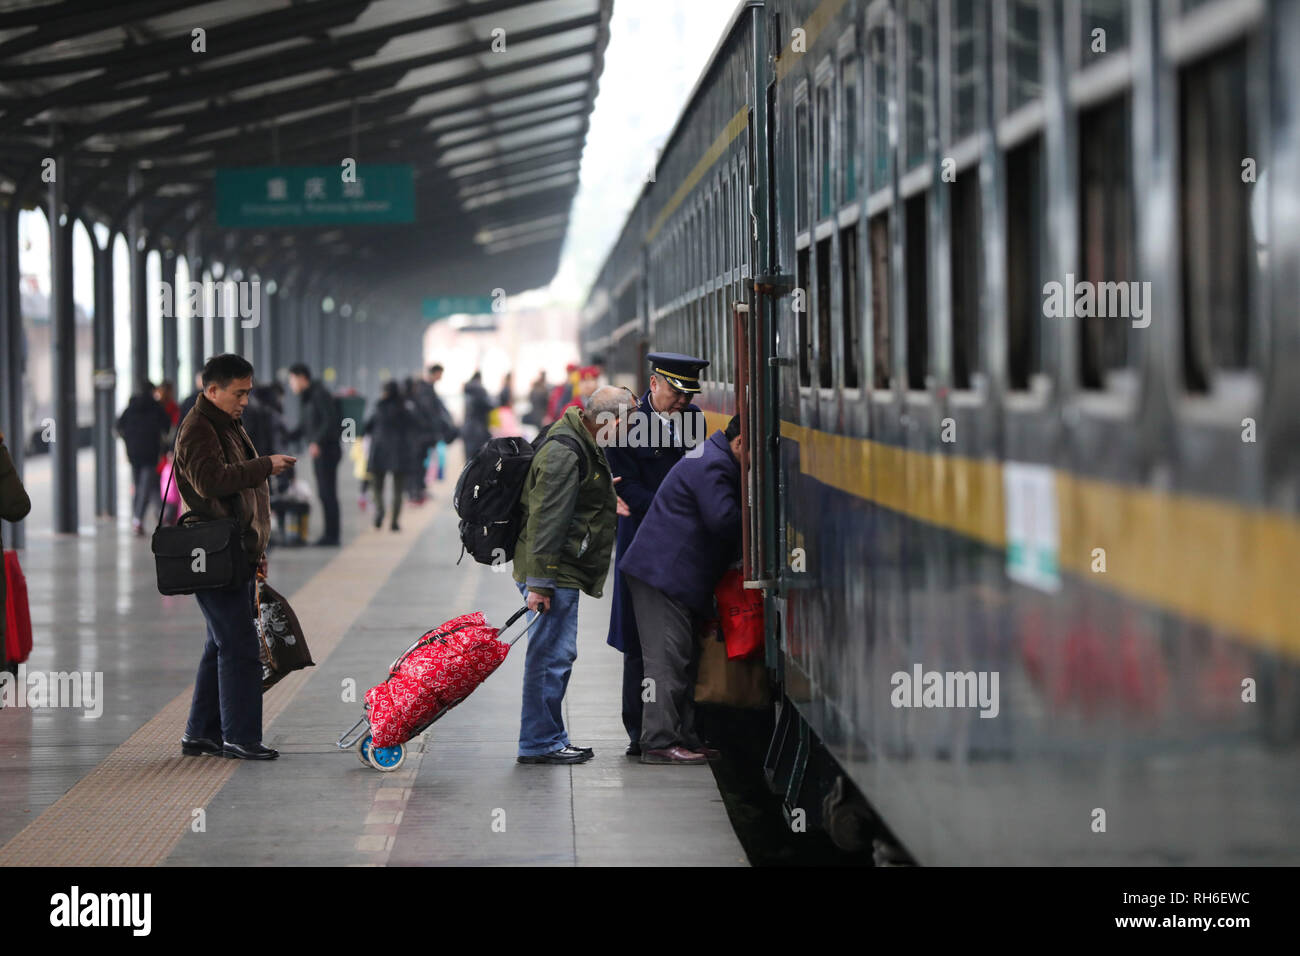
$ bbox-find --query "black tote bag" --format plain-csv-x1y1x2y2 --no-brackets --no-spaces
152,442,248,595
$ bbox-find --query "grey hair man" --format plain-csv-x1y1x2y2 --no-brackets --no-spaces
509,385,633,765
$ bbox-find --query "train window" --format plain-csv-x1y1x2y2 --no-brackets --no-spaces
696,299,703,358
1006,0,1041,113
732,297,739,384
817,77,833,220
817,237,833,388
797,246,812,387
731,165,741,272
951,167,982,390
905,0,932,171
698,203,706,290
795,91,810,234
717,290,725,380
841,224,861,389
842,56,859,203
718,293,726,385
719,179,726,273
706,193,715,278
1005,135,1045,390
868,17,891,192
904,192,928,390
739,154,749,266
1078,95,1133,390
692,204,700,289
679,217,688,293
681,223,691,295
1180,43,1253,392
952,0,981,141
1080,0,1128,68
869,213,892,388
721,177,731,273
683,221,689,293
671,229,678,299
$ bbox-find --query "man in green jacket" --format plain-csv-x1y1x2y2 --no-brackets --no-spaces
512,386,633,764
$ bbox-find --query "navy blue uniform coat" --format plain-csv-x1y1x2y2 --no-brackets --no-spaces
619,430,741,615
603,390,703,652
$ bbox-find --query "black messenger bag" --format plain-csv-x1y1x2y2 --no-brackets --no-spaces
152,448,248,595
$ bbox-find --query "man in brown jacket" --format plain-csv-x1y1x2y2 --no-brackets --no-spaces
176,354,295,760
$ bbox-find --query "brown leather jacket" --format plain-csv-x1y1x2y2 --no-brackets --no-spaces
174,393,272,566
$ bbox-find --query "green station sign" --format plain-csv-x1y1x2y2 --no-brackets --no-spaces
422,296,499,319
215,165,415,227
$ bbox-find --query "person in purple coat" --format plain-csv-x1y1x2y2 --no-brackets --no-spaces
619,415,743,764
604,352,707,756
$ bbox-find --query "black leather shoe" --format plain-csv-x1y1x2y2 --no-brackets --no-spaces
625,742,641,757
222,742,279,760
181,735,223,757
568,744,593,756
517,747,591,765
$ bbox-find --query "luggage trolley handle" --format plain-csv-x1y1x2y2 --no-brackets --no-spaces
501,604,544,646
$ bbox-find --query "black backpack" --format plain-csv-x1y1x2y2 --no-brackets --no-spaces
453,430,587,566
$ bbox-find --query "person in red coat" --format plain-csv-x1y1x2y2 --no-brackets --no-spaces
545,363,580,424
558,365,602,415
156,380,181,427
1,428,32,674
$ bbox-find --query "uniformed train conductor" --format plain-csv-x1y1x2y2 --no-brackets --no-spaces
604,352,708,756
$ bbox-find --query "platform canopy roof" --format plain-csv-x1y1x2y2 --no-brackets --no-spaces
0,0,611,305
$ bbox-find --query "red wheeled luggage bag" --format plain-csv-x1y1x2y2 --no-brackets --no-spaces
365,611,508,747
337,606,536,771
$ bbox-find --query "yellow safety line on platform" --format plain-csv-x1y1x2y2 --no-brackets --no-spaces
349,557,479,865
0,499,440,867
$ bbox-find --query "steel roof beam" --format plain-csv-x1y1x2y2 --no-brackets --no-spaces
72,10,598,132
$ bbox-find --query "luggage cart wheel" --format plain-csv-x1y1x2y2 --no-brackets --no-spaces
367,741,405,772
356,735,373,767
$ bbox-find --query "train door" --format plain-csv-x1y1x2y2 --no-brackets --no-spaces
733,301,767,584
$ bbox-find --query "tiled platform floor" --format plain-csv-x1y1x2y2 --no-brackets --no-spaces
1,447,746,867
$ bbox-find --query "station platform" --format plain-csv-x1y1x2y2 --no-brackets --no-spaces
0,448,747,867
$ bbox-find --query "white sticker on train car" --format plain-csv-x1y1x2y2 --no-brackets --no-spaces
1002,462,1061,593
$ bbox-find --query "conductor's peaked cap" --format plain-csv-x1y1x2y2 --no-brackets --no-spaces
647,352,709,393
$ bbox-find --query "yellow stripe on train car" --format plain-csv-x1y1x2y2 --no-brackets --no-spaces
708,411,1300,661
646,107,749,244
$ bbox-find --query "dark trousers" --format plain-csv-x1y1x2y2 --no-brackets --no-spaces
130,460,161,524
371,471,402,527
185,574,262,745
621,640,644,744
314,444,341,542
625,573,701,751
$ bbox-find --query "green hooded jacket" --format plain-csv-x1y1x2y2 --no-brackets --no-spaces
513,405,618,598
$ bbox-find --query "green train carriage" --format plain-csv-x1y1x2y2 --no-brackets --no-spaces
582,0,1300,865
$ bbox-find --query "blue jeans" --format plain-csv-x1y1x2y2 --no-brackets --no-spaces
185,575,262,746
515,582,580,757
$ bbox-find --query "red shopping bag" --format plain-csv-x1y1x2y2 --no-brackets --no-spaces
715,568,763,660
4,549,33,664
